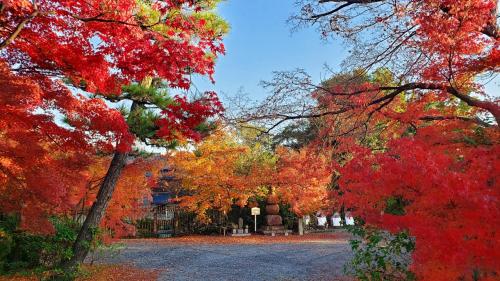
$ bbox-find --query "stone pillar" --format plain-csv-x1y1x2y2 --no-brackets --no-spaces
298,217,304,236
238,217,244,229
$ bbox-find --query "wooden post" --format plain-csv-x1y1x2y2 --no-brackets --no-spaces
153,211,158,235
175,206,178,235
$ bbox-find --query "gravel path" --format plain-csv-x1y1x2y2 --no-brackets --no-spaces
91,236,353,281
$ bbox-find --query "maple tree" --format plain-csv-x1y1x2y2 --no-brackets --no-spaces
296,69,499,280
1,0,227,268
273,146,334,217
168,128,271,222
247,57,498,279
337,124,499,280
70,156,166,239
0,61,92,234
285,8,500,279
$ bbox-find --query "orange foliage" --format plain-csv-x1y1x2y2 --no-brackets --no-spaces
0,61,93,233
126,232,350,245
274,146,334,216
168,129,268,220
78,264,159,281
70,156,166,238
0,264,159,281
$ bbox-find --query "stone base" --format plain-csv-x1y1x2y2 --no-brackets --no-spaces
228,228,250,237
228,233,251,237
262,225,285,231
260,225,291,235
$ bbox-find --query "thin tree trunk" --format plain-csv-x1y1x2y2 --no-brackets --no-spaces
63,151,128,270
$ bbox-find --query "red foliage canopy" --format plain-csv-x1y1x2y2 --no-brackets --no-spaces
337,124,499,280
0,0,225,232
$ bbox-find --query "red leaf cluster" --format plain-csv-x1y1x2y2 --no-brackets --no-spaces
337,125,500,280
157,92,224,142
0,0,225,232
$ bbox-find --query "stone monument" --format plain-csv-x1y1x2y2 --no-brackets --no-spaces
261,193,287,235
228,217,251,237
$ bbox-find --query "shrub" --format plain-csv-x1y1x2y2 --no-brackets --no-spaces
0,229,13,271
345,225,416,281
0,214,101,280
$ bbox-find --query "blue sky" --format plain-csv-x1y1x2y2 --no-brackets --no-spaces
191,0,498,102
191,0,348,101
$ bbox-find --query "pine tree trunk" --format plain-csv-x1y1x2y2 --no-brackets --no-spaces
63,151,128,270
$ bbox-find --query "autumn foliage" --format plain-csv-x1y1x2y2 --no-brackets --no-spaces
0,61,93,233
168,129,270,221
273,146,334,217
338,126,500,280
291,1,500,278
69,156,166,238
1,0,499,280
0,0,226,235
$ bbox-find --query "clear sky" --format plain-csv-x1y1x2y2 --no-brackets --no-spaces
191,0,348,102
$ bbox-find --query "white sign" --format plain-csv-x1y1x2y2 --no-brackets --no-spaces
317,215,327,226
251,207,260,232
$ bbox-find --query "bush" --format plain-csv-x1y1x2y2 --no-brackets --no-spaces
7,232,46,271
0,214,17,269
0,215,83,279
0,229,13,271
0,216,79,272
40,217,79,267
345,225,416,281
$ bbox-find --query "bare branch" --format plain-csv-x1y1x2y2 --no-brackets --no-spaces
419,115,492,127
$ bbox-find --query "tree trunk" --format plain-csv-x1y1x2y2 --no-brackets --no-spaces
63,151,128,270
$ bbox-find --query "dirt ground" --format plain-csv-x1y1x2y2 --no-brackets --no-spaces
90,233,354,281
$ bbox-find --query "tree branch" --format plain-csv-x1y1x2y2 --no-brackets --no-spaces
72,13,162,29
249,81,498,134
0,4,38,49
418,115,491,127
319,81,499,124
